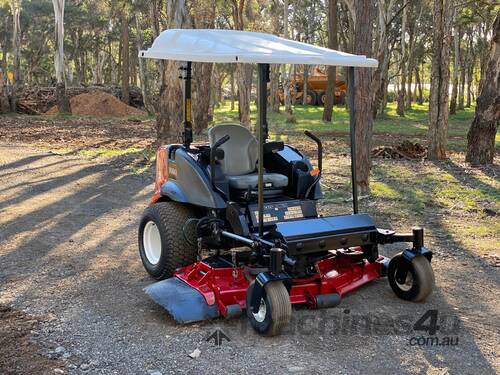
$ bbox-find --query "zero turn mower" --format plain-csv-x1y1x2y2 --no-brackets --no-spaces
138,29,434,336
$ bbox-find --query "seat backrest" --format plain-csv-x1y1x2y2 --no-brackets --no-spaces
208,124,258,176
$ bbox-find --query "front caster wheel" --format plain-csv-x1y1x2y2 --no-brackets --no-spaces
246,281,291,336
388,253,434,302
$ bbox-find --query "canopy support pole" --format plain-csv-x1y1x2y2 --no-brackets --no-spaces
257,63,270,236
181,61,193,148
348,66,358,214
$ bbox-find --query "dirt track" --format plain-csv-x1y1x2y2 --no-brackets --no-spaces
0,143,499,374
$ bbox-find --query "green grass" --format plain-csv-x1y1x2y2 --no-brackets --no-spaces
212,101,488,150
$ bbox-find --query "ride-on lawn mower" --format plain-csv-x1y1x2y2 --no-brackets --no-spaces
138,30,434,336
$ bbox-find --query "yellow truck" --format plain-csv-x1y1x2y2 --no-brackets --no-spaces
277,66,346,106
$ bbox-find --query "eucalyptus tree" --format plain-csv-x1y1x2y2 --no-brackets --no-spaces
427,0,453,160
322,0,338,123
156,0,190,142
466,12,499,165
52,0,71,113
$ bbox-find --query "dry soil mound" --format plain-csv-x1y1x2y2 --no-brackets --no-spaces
46,91,146,117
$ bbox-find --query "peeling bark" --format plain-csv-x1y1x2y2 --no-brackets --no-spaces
466,14,500,165
353,0,374,193
322,0,338,123
450,27,460,115
52,0,71,114
427,0,453,160
156,0,189,143
120,10,130,105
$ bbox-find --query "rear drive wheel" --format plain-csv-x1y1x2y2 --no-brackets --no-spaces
305,90,317,105
388,253,434,302
246,281,292,336
138,201,197,280
318,91,326,106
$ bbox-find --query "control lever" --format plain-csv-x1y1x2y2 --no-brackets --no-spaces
304,130,323,198
210,134,230,191
304,130,323,172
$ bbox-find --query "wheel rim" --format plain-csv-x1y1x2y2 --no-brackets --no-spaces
395,269,414,292
143,221,162,265
253,298,267,322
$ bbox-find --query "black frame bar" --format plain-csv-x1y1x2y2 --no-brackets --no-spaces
347,66,359,214
181,61,193,147
257,63,270,236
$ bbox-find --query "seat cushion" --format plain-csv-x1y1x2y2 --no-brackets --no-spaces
227,173,288,189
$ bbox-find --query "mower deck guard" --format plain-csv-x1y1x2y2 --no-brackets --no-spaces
144,277,220,323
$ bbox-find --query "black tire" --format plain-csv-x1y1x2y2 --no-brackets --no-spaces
246,281,292,336
305,90,317,105
388,253,434,302
318,91,326,106
138,201,197,280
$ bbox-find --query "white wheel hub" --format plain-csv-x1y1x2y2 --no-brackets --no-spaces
396,270,414,292
253,298,267,322
143,221,162,265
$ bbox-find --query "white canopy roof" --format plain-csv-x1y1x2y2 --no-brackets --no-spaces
140,29,378,68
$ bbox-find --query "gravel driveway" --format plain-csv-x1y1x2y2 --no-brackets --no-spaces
0,143,498,374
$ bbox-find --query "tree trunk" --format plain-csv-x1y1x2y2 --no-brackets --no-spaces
415,66,424,105
396,4,407,117
121,11,130,105
192,62,213,134
466,64,473,108
191,1,215,133
322,0,338,123
353,0,374,193
406,68,413,109
117,38,122,83
130,44,137,86
270,6,281,114
135,13,152,114
427,0,453,160
236,63,253,128
282,0,294,117
458,53,466,110
302,65,309,105
0,45,9,113
231,0,253,127
230,69,235,111
52,0,71,114
10,1,21,112
450,27,459,115
270,64,280,113
465,14,499,165
406,10,415,110
156,0,189,143
158,61,184,143
466,34,474,108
